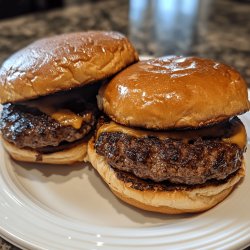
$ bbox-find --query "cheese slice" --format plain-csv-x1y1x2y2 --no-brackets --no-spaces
97,118,246,149
222,119,246,149
39,107,83,129
22,98,83,129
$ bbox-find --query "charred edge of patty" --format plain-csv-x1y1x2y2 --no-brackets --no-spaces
95,130,244,185
113,166,241,192
0,100,99,149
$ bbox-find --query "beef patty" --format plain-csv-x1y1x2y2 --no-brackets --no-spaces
0,101,97,149
95,132,244,185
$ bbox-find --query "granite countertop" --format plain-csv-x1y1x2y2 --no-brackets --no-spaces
0,0,250,85
0,0,250,249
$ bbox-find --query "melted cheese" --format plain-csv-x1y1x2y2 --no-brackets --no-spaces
222,119,247,149
23,99,83,129
97,119,246,149
40,107,83,129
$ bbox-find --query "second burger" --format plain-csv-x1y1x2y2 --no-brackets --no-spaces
0,31,138,164
89,56,249,214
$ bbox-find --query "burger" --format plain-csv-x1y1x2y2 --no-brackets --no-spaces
0,31,138,164
88,56,249,214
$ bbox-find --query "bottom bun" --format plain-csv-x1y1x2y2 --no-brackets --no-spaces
88,138,245,214
2,138,88,164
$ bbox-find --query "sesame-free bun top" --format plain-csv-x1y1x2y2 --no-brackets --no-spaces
0,31,138,104
99,56,249,129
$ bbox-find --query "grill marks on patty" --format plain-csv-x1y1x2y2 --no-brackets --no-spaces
0,101,97,149
95,132,244,185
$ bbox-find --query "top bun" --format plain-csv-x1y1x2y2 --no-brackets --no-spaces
99,56,249,129
0,31,138,104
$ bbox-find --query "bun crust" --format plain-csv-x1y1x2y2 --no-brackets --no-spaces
2,138,88,164
99,56,249,129
0,31,138,104
88,138,245,214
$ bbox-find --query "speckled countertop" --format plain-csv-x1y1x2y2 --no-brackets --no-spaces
0,0,250,85
0,0,250,249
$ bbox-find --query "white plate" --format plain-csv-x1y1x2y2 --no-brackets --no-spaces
0,114,250,250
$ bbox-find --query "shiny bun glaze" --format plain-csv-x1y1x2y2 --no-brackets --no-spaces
0,31,139,104
99,56,249,129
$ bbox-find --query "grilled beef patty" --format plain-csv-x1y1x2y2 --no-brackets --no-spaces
95,132,244,185
0,101,97,149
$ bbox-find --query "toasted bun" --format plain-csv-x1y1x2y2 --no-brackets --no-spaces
88,138,245,214
2,138,88,164
99,56,249,129
0,31,138,104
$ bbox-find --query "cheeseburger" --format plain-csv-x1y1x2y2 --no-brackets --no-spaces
0,31,138,164
88,56,249,214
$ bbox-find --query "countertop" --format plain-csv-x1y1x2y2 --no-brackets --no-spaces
0,0,250,249
0,0,250,85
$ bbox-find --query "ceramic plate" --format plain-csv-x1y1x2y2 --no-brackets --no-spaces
0,112,250,250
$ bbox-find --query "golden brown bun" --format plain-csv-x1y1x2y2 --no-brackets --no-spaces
88,138,245,214
2,138,88,164
0,31,138,104
99,56,249,129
